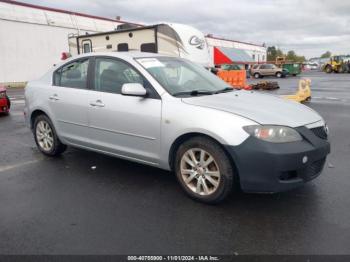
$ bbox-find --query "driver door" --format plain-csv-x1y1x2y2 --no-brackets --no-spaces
87,57,162,165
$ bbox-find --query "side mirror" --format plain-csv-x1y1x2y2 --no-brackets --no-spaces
121,83,147,97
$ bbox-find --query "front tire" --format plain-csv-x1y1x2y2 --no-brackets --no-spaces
33,114,67,156
254,73,260,79
325,65,332,73
276,72,282,78
174,137,235,204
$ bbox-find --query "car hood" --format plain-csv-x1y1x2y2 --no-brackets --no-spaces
182,91,322,128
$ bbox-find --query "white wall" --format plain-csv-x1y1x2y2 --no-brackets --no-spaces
0,1,122,33
0,20,85,82
0,1,123,83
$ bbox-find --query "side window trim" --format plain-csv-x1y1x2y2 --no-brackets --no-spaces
91,56,160,99
52,57,93,90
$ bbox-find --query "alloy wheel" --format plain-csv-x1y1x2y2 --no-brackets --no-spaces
36,120,54,152
180,148,221,196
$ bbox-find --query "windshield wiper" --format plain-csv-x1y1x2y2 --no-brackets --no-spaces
172,90,214,97
214,87,234,94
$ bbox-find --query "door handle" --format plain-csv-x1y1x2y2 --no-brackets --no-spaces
90,100,105,107
49,94,59,101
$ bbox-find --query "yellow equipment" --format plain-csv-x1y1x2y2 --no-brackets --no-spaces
282,79,311,103
323,56,350,73
275,56,286,66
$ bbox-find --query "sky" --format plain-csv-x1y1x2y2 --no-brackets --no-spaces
20,0,350,58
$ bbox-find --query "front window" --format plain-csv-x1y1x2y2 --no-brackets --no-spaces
136,57,230,96
94,58,144,94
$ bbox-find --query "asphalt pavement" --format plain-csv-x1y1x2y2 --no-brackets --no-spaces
0,71,350,255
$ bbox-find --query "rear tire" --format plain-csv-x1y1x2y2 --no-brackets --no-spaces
33,114,67,157
174,136,235,204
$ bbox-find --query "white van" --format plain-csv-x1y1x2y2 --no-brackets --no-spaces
68,23,213,68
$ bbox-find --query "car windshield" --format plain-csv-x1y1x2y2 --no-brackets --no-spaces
135,57,231,96
221,64,241,70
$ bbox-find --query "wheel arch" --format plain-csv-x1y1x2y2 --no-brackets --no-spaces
30,109,49,129
168,132,240,181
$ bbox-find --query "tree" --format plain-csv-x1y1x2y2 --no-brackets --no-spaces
286,51,305,62
267,46,277,61
286,50,297,61
321,51,331,58
267,46,305,63
267,46,284,62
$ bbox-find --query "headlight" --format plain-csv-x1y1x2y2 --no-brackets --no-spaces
324,123,329,135
243,125,302,143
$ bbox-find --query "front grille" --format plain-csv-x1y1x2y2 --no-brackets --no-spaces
310,126,328,140
299,158,326,181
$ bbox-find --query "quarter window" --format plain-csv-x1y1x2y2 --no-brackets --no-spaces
57,59,89,89
53,59,89,88
94,58,144,94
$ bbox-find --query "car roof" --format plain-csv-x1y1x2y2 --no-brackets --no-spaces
73,51,164,60
54,51,167,70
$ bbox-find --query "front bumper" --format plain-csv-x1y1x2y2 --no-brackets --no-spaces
225,126,330,193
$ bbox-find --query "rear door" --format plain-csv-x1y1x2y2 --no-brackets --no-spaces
87,57,162,165
49,58,91,145
258,64,268,75
266,64,276,75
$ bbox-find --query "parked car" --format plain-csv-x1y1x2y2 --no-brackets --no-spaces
0,85,10,114
220,64,250,78
220,64,242,71
25,52,330,204
309,63,319,70
250,64,287,78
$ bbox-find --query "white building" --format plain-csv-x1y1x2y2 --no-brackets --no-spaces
0,0,266,84
0,0,134,83
206,35,267,66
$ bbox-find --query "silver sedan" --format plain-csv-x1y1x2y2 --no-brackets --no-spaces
25,52,330,203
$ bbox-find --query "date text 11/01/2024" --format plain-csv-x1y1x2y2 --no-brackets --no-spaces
127,255,220,261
